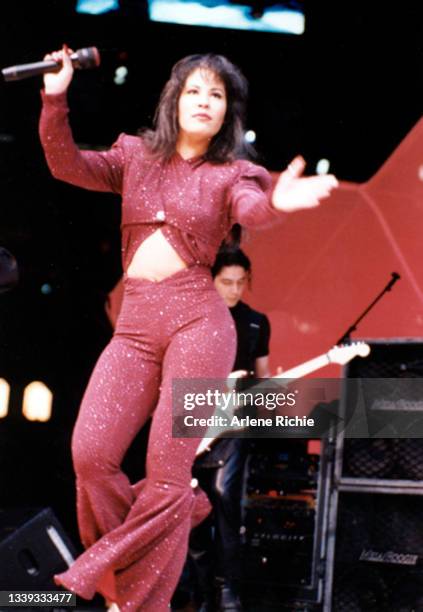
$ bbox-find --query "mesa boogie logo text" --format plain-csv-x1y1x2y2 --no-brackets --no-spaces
360,549,418,566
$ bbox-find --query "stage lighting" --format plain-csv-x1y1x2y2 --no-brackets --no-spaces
316,158,330,175
245,130,256,143
148,0,304,34
114,66,128,85
0,378,10,418
41,283,52,295
22,381,53,422
76,0,119,14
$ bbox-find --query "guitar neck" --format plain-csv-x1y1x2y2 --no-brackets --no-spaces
273,352,331,381
246,352,331,397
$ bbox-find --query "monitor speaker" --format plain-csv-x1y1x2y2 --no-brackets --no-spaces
0,507,77,590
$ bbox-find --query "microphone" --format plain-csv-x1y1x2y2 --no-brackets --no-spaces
2,47,101,82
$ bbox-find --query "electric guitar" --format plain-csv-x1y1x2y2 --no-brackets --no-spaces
196,341,370,457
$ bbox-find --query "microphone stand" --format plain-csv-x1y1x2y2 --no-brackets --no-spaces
336,272,401,345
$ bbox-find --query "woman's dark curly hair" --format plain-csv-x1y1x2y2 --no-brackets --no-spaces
142,54,253,163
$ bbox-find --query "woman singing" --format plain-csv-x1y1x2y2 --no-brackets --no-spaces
39,47,337,611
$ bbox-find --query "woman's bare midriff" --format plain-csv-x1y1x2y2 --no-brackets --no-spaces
126,228,188,282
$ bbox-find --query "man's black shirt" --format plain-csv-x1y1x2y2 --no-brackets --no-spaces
230,301,270,374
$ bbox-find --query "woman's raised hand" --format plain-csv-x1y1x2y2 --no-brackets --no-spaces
43,45,75,95
272,156,338,212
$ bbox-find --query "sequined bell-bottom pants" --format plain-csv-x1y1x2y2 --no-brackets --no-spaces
54,266,236,612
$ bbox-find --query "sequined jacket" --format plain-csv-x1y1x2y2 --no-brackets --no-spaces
39,92,282,268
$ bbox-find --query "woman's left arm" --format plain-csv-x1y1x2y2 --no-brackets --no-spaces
272,156,338,212
230,157,338,228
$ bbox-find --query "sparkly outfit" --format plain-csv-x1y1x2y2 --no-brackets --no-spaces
39,91,282,611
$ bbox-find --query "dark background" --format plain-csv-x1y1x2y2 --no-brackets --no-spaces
0,1,422,544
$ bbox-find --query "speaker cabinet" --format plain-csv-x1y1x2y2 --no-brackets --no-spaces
324,340,423,611
0,507,77,590
331,492,423,611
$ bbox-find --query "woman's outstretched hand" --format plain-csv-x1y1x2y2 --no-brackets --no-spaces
272,156,338,212
43,45,75,95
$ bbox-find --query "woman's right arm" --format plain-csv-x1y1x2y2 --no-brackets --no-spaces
39,47,124,194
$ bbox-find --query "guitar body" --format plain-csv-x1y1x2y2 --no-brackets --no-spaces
196,342,370,457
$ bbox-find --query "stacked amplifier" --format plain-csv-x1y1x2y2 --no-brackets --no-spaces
324,340,423,612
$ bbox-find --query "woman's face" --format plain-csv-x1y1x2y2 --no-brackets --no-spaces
177,67,227,146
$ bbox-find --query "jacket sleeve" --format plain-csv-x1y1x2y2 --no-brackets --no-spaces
39,90,125,194
229,160,284,229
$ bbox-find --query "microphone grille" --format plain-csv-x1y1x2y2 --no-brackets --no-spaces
74,47,101,69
